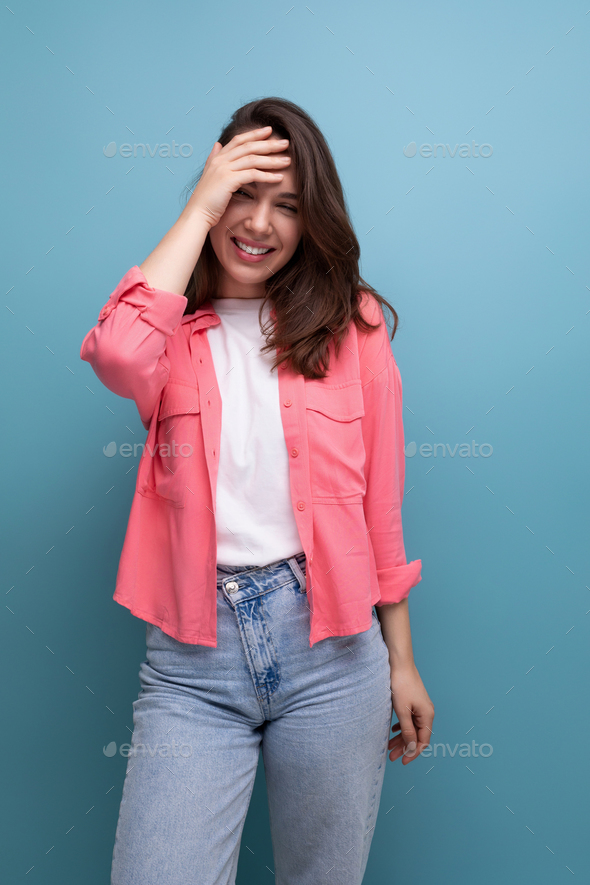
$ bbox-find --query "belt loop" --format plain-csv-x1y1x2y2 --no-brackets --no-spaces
288,555,307,593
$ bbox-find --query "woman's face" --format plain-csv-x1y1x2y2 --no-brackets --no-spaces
208,139,302,299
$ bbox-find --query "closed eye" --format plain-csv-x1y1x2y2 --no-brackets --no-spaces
234,189,298,212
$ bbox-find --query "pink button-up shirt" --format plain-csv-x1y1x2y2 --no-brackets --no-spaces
80,266,422,647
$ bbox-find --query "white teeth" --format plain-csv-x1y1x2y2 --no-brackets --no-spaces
234,238,272,255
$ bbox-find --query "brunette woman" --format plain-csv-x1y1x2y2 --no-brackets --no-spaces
81,96,434,885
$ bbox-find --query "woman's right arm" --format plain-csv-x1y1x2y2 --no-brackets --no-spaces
138,205,213,296
79,209,212,429
80,127,290,426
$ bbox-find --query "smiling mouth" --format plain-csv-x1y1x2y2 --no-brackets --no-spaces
231,237,276,255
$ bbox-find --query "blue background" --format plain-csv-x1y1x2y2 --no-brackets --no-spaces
2,0,589,882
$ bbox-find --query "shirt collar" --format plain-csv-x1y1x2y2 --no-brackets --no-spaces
180,300,219,330
181,299,277,329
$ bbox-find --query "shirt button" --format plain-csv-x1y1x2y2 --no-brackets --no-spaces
225,581,239,593
284,399,292,407
290,448,299,457
297,501,306,511
98,302,114,321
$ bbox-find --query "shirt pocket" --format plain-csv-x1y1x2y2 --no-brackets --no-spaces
305,380,367,503
137,380,201,508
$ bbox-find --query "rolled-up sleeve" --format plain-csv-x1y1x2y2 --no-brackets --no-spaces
359,297,422,604
80,266,188,429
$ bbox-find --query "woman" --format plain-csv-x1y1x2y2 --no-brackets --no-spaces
81,97,435,885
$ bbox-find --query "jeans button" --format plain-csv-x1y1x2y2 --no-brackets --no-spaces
225,581,239,594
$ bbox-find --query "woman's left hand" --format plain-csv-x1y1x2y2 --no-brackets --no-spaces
387,663,435,764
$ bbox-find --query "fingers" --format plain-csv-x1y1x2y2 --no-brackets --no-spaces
214,126,272,153
398,709,418,757
222,131,290,163
416,720,434,748
232,125,273,144
387,735,407,763
388,737,417,765
204,141,223,166
388,717,419,763
226,153,291,178
389,714,435,763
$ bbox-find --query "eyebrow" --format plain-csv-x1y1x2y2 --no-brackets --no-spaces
243,181,299,200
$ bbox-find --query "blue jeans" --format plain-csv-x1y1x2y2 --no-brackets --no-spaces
111,552,393,884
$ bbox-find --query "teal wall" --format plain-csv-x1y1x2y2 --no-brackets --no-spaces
2,0,589,882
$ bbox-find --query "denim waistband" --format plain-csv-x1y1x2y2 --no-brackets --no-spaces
216,551,306,582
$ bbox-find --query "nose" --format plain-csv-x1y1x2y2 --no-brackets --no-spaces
245,201,274,234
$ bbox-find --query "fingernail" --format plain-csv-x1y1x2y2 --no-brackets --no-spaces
404,741,417,756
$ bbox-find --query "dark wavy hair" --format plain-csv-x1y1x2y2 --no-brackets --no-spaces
180,97,399,380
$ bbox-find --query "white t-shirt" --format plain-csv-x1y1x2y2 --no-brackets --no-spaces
206,296,303,566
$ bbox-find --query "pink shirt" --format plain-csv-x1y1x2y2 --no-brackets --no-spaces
80,266,422,647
